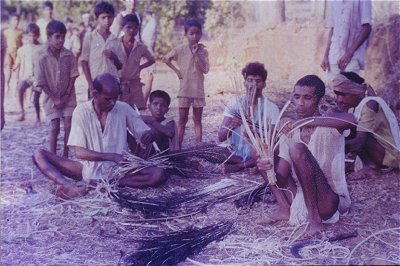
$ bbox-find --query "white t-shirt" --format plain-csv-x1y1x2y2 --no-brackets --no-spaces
68,100,150,180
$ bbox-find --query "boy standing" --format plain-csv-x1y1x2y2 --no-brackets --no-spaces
163,19,209,149
36,1,54,43
35,20,78,157
3,13,23,91
104,14,155,110
15,23,44,123
81,1,117,98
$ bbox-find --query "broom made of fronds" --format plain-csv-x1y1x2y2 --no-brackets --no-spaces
124,220,233,266
110,144,232,180
112,179,237,218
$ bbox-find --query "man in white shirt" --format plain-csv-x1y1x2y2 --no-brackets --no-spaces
33,73,165,199
321,0,372,89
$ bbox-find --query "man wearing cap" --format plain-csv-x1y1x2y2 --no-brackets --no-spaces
333,72,400,172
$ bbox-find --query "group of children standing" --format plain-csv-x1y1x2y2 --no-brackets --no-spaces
3,0,210,156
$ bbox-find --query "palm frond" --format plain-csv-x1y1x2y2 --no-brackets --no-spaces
234,183,271,208
124,220,233,266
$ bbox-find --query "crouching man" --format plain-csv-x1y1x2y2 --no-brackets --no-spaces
258,75,355,234
33,73,166,199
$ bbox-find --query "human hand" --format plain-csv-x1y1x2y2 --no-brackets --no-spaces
140,131,155,145
103,49,117,61
112,153,124,164
257,157,273,172
191,43,199,54
321,55,330,71
229,117,242,129
338,51,353,70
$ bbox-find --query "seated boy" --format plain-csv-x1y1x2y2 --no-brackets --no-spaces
128,90,177,156
332,72,400,173
218,62,280,173
257,75,355,234
33,73,166,199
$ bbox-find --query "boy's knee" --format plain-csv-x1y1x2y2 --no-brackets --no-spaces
179,117,188,125
289,142,308,162
33,149,47,165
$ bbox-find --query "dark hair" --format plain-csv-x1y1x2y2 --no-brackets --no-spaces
184,19,202,34
149,90,171,106
46,20,67,37
241,62,268,82
93,73,119,93
25,23,40,36
42,1,53,9
94,1,115,18
121,14,139,28
340,71,365,85
294,75,325,101
10,13,20,20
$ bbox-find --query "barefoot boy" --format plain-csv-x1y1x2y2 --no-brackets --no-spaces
218,62,280,173
163,19,209,149
81,1,117,98
33,73,165,199
257,75,354,234
333,72,400,171
104,14,155,110
15,23,44,123
35,20,78,157
129,90,178,156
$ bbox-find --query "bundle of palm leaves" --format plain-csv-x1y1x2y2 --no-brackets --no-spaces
234,183,271,208
111,144,233,180
124,220,233,266
112,179,237,218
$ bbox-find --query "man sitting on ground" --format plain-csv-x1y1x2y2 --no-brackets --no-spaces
332,72,400,174
33,73,166,199
257,75,355,234
218,62,280,173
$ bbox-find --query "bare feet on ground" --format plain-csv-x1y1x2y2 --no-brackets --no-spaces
347,166,384,180
256,208,290,224
55,181,88,200
305,221,324,236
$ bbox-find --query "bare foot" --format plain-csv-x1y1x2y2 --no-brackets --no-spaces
305,221,324,236
55,181,87,200
257,209,290,224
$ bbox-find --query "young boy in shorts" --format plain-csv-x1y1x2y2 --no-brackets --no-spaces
104,14,155,110
35,20,79,157
15,23,44,123
81,1,117,98
3,13,23,91
163,19,209,149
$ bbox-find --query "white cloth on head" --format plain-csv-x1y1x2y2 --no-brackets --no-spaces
278,127,351,226
67,100,150,181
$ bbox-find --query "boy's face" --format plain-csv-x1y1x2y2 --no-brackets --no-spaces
10,16,19,28
122,21,139,39
97,13,114,30
43,7,53,19
26,32,39,44
292,85,319,119
334,90,360,111
48,32,66,51
148,97,169,119
186,26,202,45
244,74,265,98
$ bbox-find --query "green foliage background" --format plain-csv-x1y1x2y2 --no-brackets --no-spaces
1,0,245,58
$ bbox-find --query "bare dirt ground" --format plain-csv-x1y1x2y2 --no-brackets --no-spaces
1,65,399,266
